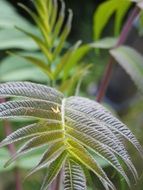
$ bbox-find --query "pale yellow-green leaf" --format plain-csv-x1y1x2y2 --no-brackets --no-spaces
41,151,67,190
64,159,86,190
67,139,115,189
4,131,64,167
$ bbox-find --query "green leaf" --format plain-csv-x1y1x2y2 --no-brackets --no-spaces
64,159,86,190
35,0,48,19
0,29,38,50
50,0,58,29
0,121,62,147
17,55,51,76
90,37,117,49
51,0,65,46
18,151,42,170
56,38,116,81
67,139,115,190
4,131,64,167
0,148,54,171
34,141,65,169
0,0,34,29
24,141,65,179
53,9,73,59
138,11,143,36
63,44,91,80
0,55,48,82
60,64,92,96
0,82,142,189
67,128,130,187
110,45,143,94
7,52,54,80
93,0,118,40
0,148,15,172
115,1,131,35
54,41,82,79
82,166,94,189
93,0,131,40
18,3,51,47
41,151,67,190
16,27,53,62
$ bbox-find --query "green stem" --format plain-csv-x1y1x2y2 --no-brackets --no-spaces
96,6,140,103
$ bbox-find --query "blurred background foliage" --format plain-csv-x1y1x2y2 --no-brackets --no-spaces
0,0,143,190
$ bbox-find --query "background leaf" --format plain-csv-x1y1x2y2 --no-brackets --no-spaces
0,0,34,29
0,148,15,172
93,0,131,40
93,0,117,40
0,55,48,82
110,45,143,94
0,148,44,171
0,29,38,50
90,37,117,49
114,1,131,35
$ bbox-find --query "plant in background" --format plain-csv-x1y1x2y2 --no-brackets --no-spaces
0,0,92,95
0,0,143,190
93,0,143,101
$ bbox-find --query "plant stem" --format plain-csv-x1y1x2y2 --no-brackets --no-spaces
50,172,61,190
96,6,140,102
0,98,22,190
96,57,114,102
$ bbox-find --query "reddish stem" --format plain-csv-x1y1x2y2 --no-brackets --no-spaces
96,6,140,102
15,168,22,190
116,6,140,47
0,98,22,190
3,120,16,154
50,172,61,190
96,57,114,102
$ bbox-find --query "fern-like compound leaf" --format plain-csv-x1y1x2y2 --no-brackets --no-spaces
4,131,63,167
0,81,142,190
64,159,86,190
40,151,67,190
25,141,65,178
0,81,64,102
67,139,116,190
66,96,143,158
0,121,62,147
67,128,131,187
